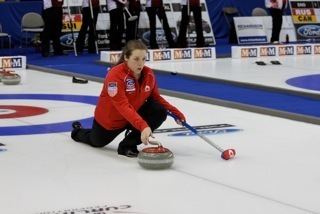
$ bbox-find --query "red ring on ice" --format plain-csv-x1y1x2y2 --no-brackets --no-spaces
0,105,48,119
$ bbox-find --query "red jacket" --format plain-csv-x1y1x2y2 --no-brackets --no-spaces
91,0,100,8
95,63,185,131
51,0,63,7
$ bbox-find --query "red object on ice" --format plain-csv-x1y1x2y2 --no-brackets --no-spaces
221,149,236,160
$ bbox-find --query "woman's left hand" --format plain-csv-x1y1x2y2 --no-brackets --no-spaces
169,109,186,126
175,119,184,126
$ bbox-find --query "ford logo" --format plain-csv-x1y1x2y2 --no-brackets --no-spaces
60,33,79,47
142,30,176,43
297,25,320,38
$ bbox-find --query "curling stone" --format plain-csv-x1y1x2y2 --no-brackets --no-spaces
137,141,174,170
1,71,21,85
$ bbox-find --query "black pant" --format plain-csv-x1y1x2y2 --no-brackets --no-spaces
109,7,124,50
125,7,140,42
71,99,167,149
146,6,175,49
41,7,63,55
76,7,99,53
177,5,205,48
269,8,283,42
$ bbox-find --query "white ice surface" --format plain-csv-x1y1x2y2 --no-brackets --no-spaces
0,68,319,214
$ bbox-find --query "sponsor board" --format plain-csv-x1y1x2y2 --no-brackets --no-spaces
100,51,121,64
100,47,216,64
296,45,312,55
260,47,277,57
142,29,177,47
153,49,172,61
109,53,122,64
173,48,192,60
0,56,26,69
234,17,268,45
62,14,82,32
0,56,27,82
314,45,320,54
232,44,320,58
234,16,297,44
240,48,258,58
193,47,215,59
278,45,295,56
60,33,79,48
295,24,320,42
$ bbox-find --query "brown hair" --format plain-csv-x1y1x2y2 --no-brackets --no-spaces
116,40,148,65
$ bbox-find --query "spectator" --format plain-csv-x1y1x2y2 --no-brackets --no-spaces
76,0,100,54
145,0,175,49
125,0,141,42
176,0,205,48
107,0,125,50
41,0,64,57
265,0,288,43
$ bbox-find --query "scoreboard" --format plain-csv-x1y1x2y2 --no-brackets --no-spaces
289,0,320,41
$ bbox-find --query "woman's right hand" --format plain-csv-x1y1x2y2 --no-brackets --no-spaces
141,127,154,145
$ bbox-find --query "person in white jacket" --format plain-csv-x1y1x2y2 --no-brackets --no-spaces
265,0,288,43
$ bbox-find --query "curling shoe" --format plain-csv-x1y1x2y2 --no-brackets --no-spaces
72,121,82,130
118,146,139,158
72,76,88,84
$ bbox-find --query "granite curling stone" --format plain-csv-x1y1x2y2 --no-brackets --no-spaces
1,70,21,85
137,141,174,170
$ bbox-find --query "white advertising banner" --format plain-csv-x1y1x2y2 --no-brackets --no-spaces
0,56,27,83
234,17,268,44
0,56,26,70
234,16,297,44
100,47,216,64
232,43,320,58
